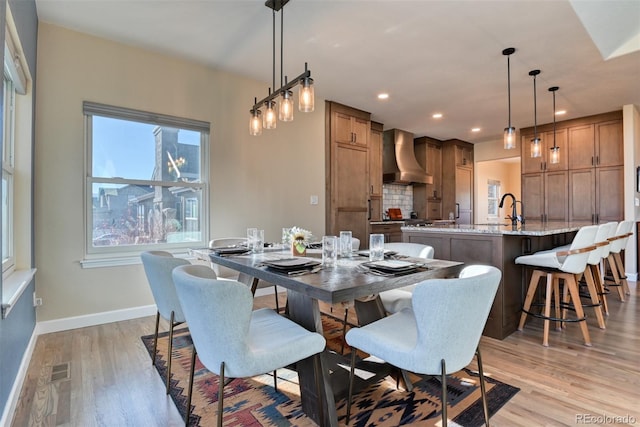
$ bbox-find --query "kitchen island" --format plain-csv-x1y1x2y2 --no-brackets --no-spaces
402,222,591,339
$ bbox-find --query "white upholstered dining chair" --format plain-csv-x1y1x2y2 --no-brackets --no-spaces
140,251,216,394
209,237,281,311
172,264,326,427
345,265,501,427
378,242,435,314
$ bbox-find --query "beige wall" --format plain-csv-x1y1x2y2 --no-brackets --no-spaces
475,159,521,224
473,137,520,223
35,23,326,322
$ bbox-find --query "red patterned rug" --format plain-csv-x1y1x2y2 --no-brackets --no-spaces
141,313,518,426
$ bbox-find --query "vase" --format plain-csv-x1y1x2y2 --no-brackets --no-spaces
292,240,307,256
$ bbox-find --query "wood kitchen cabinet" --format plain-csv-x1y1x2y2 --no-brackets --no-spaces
442,139,473,224
369,121,383,221
333,107,369,148
370,222,403,243
521,111,623,223
522,171,568,222
567,119,623,170
569,166,623,223
413,136,443,219
521,128,568,174
326,101,371,243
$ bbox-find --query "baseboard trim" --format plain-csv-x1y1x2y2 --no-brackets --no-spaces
0,328,37,427
627,272,637,282
35,304,157,335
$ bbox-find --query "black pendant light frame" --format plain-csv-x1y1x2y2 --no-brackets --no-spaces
250,0,312,118
503,47,516,149
529,69,542,158
548,86,560,163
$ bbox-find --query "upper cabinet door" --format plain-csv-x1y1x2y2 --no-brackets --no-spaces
543,128,568,171
595,120,623,167
334,112,356,145
568,124,595,170
521,133,543,173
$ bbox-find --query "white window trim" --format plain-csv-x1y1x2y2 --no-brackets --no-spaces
82,102,210,268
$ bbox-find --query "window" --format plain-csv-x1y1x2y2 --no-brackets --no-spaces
83,102,209,265
2,75,15,276
487,179,501,219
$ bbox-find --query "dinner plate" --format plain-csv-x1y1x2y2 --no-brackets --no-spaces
262,258,321,271
356,249,396,257
363,260,418,274
211,246,251,255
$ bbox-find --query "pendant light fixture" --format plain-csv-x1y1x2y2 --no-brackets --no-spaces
529,69,542,158
548,86,560,164
249,0,314,136
502,47,516,150
249,97,263,136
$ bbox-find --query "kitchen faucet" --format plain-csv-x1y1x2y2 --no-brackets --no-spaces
499,193,525,226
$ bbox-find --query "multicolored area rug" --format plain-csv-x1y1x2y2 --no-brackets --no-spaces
141,313,519,426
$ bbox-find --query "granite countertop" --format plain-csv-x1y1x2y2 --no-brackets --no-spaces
401,221,593,236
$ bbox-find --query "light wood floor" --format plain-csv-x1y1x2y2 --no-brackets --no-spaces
11,282,640,427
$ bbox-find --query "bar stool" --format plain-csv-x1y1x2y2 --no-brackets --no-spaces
515,225,598,347
603,220,633,301
575,221,617,325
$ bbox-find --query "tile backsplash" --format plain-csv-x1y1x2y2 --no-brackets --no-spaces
382,184,414,219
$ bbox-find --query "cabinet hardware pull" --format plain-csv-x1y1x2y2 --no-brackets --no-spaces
455,203,460,219
596,155,599,165
591,156,594,166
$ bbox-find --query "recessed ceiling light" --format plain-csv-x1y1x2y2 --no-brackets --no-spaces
471,127,481,132
555,110,566,115
432,113,443,119
377,93,389,100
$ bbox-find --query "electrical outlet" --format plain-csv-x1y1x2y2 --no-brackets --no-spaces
32,292,42,307
310,195,319,205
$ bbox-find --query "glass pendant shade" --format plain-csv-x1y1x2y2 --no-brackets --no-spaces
550,146,560,164
279,90,294,121
299,77,314,112
504,127,516,149
531,137,542,158
249,109,262,136
263,100,277,129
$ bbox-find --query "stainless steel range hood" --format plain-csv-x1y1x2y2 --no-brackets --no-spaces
382,129,433,185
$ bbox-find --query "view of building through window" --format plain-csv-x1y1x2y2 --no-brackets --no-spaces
86,103,209,253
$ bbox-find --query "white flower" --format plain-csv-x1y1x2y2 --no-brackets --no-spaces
288,226,313,246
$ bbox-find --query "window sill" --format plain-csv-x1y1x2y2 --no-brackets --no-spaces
80,250,195,269
2,268,37,318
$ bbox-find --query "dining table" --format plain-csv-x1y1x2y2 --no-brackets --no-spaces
203,248,464,427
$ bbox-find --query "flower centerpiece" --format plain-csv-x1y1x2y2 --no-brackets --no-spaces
288,226,313,256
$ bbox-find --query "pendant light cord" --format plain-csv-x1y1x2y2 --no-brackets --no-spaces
507,55,512,127
272,8,276,92
280,6,284,88
552,90,556,148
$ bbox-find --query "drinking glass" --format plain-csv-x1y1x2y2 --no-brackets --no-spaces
282,227,291,252
247,228,257,252
369,233,385,262
322,235,338,268
254,229,265,253
340,231,353,258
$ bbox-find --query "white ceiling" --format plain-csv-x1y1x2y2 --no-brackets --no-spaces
34,0,640,143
